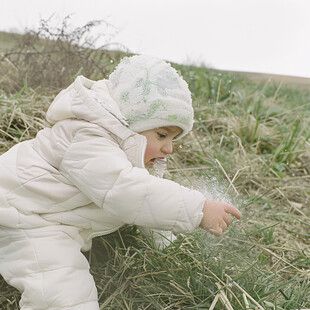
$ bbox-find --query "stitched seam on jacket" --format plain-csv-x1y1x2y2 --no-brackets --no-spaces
58,126,90,171
131,179,149,226
22,228,49,308
170,186,184,232
5,172,72,211
58,124,111,174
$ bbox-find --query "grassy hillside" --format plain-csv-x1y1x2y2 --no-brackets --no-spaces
0,28,309,309
0,32,23,50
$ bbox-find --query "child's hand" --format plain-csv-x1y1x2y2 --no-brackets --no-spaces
199,201,242,236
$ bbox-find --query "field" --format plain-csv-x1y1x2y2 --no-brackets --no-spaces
0,23,309,309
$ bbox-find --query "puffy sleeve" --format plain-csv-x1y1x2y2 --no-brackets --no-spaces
59,127,205,233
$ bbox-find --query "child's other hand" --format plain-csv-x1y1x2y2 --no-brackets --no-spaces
199,201,242,236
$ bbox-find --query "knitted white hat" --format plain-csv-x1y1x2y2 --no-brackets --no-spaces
108,55,194,139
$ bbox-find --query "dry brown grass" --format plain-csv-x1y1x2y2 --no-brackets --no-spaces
0,90,50,153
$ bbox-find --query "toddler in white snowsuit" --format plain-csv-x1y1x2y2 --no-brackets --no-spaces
0,55,241,309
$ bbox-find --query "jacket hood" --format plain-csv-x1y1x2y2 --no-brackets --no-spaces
46,76,167,173
46,76,134,141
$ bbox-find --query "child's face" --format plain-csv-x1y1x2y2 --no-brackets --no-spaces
139,126,182,168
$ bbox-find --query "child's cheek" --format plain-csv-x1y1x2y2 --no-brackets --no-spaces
144,145,157,162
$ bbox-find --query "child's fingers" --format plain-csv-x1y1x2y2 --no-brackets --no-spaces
209,227,223,236
221,221,228,230
223,212,233,225
224,204,242,219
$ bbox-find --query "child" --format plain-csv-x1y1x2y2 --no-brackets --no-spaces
0,55,241,309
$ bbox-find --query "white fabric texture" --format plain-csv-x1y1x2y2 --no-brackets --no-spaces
0,72,205,308
0,226,99,310
108,55,194,139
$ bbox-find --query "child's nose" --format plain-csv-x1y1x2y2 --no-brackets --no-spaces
162,141,173,154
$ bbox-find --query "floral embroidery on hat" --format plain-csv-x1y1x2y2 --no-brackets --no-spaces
108,55,194,139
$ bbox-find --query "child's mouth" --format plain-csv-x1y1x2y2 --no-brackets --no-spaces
148,157,165,166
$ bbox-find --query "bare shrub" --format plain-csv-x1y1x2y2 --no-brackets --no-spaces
0,16,127,93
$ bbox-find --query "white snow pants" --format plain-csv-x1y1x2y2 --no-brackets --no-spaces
0,226,99,310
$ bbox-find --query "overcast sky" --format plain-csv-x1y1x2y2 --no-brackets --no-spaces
1,0,310,78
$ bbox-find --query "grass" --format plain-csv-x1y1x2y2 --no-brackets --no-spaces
0,25,310,309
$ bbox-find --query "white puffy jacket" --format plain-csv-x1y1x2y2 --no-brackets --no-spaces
0,76,205,251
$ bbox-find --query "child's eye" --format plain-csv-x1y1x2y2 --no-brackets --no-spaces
157,132,167,138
